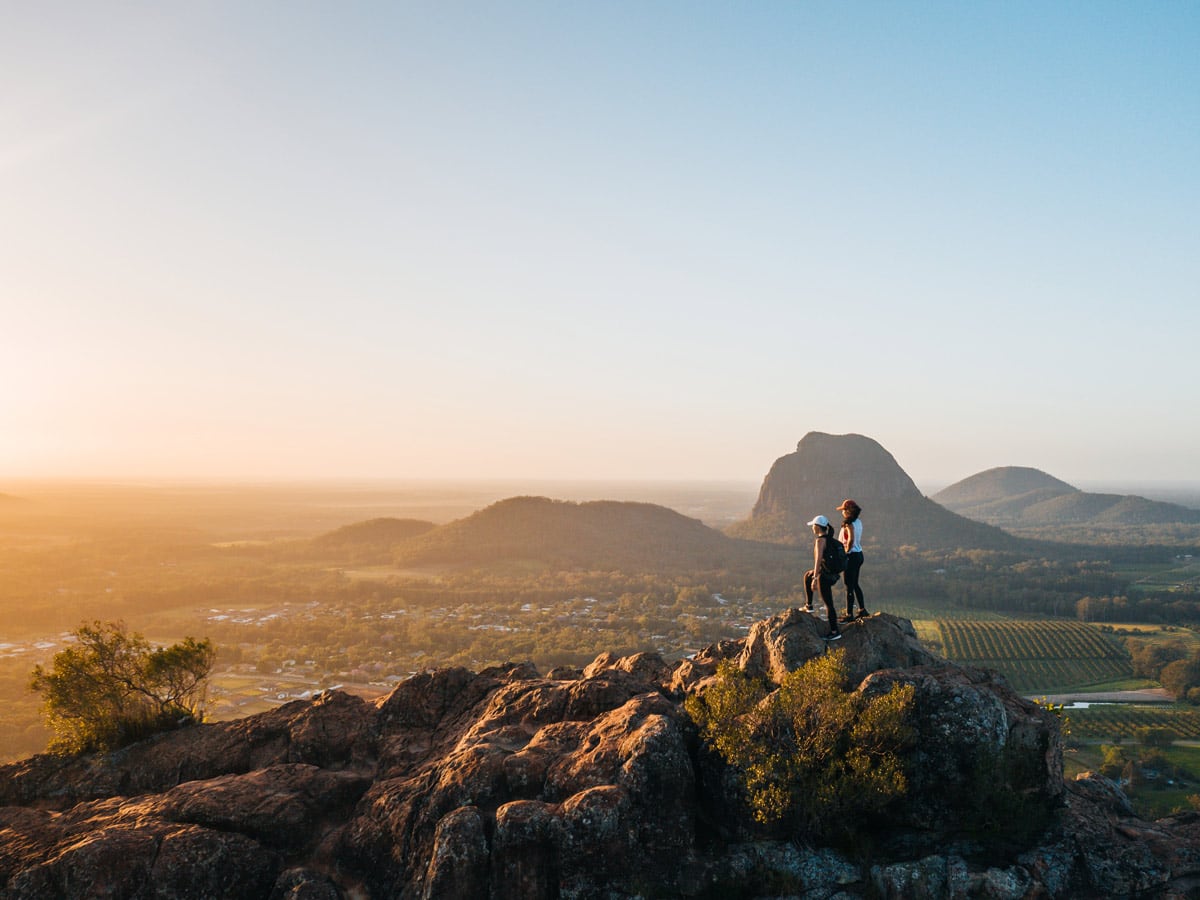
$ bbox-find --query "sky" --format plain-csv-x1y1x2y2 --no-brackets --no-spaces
2,2,1197,487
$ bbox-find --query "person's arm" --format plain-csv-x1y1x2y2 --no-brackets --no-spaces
814,534,825,576
840,524,851,552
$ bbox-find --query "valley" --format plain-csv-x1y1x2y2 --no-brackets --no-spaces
3,442,1199,820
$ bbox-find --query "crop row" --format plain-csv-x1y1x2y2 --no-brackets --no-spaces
1068,706,1200,740
965,657,1132,693
938,620,1128,663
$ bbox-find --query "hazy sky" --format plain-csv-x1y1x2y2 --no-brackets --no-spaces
2,3,1197,486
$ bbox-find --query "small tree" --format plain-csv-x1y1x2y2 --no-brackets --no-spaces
686,652,914,842
1099,743,1129,779
1134,726,1176,750
30,620,215,754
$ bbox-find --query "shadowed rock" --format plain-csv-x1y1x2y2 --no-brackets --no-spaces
2,610,1198,899
729,431,1027,551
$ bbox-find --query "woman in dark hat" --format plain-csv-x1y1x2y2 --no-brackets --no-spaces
837,499,868,622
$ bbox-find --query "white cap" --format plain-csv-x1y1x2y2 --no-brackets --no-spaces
806,515,830,528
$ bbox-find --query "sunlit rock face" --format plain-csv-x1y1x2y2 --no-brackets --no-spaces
1,612,1196,899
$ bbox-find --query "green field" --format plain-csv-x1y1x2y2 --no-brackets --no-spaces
936,620,1133,692
886,602,1013,622
1110,623,1200,650
1067,742,1200,819
1068,705,1200,740
1117,555,1200,595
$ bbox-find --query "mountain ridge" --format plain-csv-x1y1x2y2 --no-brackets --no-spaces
389,495,771,571
935,466,1200,528
314,517,437,547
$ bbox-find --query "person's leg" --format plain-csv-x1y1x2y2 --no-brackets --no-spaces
846,552,866,614
842,562,857,618
803,570,815,611
820,577,839,635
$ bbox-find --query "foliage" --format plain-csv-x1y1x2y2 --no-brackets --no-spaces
1135,726,1177,749
29,620,215,754
1126,637,1200,700
685,653,914,842
1099,744,1129,779
1032,696,1071,739
1129,639,1191,680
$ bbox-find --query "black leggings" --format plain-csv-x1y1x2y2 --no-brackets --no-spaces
804,570,840,632
844,551,865,615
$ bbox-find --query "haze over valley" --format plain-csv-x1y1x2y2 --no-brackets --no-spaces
3,6,1199,896
4,434,1199,774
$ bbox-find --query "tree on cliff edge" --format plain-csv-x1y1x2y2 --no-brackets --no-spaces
30,620,215,754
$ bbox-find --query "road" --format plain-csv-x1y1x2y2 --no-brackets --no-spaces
1035,688,1173,704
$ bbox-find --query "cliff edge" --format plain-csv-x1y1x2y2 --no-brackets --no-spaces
2,612,1198,899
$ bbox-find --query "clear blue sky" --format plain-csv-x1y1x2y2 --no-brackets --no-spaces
2,2,1197,486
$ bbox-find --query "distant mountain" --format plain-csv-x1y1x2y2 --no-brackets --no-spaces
934,466,1200,528
313,517,437,548
393,496,759,571
728,432,1026,552
934,466,1076,508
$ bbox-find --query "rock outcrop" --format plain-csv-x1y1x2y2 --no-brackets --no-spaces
3,612,1199,899
729,432,1028,551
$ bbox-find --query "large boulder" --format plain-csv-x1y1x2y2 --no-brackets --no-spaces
727,608,939,687
859,664,1064,855
0,688,375,810
4,612,1200,899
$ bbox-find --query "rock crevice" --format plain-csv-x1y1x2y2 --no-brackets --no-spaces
1,611,1194,898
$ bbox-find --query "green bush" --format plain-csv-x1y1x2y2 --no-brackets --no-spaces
685,652,914,842
30,620,215,754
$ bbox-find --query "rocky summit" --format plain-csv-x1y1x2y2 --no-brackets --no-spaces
729,432,1027,551
3,612,1200,899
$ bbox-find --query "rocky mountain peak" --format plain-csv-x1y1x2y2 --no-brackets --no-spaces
2,611,1197,898
751,432,923,521
730,433,1022,551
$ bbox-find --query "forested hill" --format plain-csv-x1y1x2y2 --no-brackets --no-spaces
391,496,786,571
935,466,1200,527
313,517,436,548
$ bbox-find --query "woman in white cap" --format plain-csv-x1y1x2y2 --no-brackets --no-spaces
837,499,868,622
802,515,842,641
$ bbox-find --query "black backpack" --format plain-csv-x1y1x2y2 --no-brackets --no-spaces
823,536,848,575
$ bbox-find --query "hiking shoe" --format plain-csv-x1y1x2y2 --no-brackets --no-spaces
802,605,813,613
824,631,842,641
857,609,870,619
838,615,856,624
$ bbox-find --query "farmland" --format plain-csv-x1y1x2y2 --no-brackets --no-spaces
1068,705,1200,741
936,619,1133,693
